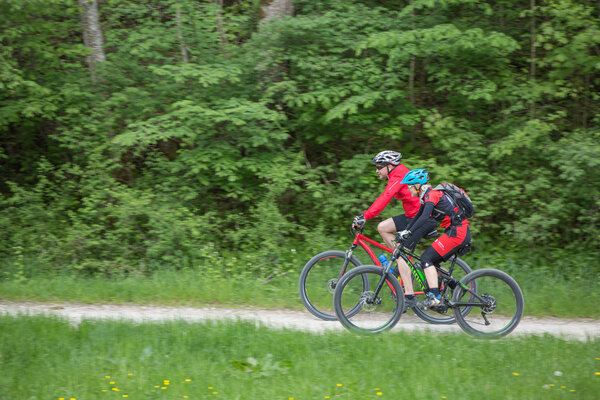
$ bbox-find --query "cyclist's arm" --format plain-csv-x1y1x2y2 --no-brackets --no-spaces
406,202,435,232
363,179,401,219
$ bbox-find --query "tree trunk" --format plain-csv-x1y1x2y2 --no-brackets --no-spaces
529,0,536,117
260,0,294,24
175,5,190,63
258,0,294,87
214,0,229,52
78,0,106,81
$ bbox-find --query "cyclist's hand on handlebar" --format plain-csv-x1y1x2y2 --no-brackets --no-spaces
352,214,366,229
395,229,411,243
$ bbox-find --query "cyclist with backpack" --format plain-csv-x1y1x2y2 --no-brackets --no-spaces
352,151,437,311
396,168,472,309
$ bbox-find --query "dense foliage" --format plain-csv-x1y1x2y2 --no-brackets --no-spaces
1,0,598,277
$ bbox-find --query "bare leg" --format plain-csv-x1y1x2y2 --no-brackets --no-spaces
424,265,438,290
396,257,415,295
378,218,415,294
377,218,397,249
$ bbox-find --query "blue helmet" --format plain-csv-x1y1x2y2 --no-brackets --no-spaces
401,168,429,185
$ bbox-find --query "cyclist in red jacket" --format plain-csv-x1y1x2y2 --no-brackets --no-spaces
352,151,437,311
397,168,472,309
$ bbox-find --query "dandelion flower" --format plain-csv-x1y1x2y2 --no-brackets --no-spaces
112,388,120,392
337,383,342,387
213,392,218,395
512,372,519,376
561,386,566,389
123,396,128,398
128,373,133,376
185,379,192,382
161,387,167,390
110,382,116,384
208,387,213,390
105,376,111,379
377,392,383,396
595,372,600,376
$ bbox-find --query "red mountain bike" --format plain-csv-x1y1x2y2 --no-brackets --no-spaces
299,225,473,325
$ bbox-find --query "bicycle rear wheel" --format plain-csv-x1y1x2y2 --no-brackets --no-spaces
452,268,524,338
333,265,404,334
299,250,365,321
411,257,473,325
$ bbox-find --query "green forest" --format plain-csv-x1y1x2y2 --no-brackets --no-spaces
1,0,599,280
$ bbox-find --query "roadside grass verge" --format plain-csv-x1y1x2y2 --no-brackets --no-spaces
0,267,598,318
1,314,598,400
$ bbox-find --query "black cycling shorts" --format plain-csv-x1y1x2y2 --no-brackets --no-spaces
392,214,437,251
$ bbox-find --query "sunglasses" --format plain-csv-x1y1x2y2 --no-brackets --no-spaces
375,164,388,171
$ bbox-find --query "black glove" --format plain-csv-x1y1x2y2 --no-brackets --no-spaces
352,214,366,228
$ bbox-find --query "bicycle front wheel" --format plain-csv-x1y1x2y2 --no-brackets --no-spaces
333,265,404,334
452,268,524,338
299,250,365,321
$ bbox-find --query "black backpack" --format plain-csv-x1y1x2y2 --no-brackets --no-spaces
432,183,474,223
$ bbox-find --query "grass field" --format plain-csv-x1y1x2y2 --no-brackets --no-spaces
1,314,599,400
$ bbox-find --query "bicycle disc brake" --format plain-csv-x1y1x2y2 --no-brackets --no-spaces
481,294,497,314
327,278,338,294
360,291,379,312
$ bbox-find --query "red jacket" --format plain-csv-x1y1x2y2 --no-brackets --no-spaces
363,164,421,219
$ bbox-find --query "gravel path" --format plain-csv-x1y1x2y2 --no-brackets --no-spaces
1,301,598,341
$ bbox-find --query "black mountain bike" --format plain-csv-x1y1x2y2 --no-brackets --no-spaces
332,236,524,338
299,226,473,325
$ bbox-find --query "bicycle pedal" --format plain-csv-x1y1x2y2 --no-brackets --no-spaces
430,305,447,313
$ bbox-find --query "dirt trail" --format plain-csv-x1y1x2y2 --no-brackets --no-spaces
1,301,598,341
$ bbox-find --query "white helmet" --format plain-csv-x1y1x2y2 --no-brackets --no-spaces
371,150,402,166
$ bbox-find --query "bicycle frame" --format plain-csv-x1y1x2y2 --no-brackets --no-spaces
346,228,428,296
347,227,463,305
